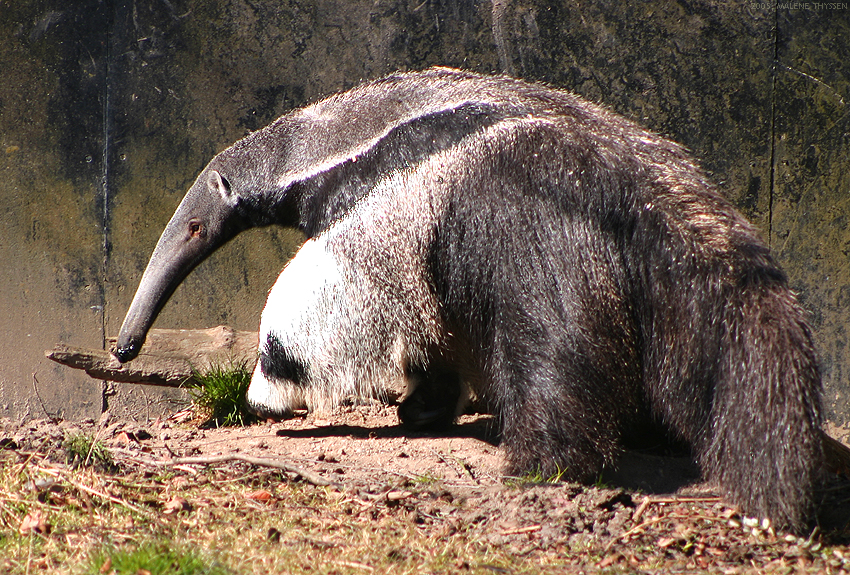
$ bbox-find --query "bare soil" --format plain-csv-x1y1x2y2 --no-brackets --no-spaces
3,403,850,573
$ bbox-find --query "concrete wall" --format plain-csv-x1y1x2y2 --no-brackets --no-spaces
1,1,848,434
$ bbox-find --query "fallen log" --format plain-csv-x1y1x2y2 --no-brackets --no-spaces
46,326,258,387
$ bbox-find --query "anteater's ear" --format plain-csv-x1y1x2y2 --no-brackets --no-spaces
207,170,235,204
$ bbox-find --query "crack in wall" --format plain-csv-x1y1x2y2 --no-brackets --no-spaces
99,2,118,414
767,6,780,250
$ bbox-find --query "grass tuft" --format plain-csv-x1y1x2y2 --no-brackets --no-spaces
507,465,568,487
188,360,257,427
63,432,113,470
412,471,441,485
81,541,230,575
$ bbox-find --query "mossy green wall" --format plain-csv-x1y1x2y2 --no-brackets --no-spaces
1,1,848,432
771,8,850,434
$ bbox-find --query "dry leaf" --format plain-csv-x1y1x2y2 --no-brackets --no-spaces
162,496,192,514
116,431,139,446
386,490,413,502
19,510,49,535
246,489,273,503
170,475,191,489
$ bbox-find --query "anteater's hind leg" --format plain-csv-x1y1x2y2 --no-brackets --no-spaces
398,367,463,432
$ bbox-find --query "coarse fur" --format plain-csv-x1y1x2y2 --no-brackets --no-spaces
247,168,457,415
117,68,823,531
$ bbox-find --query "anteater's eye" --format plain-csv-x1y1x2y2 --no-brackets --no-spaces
189,221,203,237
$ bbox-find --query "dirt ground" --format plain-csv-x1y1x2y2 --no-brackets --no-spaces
3,402,850,573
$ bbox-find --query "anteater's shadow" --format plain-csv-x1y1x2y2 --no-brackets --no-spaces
274,415,702,495
273,414,850,537
273,415,498,443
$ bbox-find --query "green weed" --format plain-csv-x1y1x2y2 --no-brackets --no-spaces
188,360,257,427
63,432,113,470
412,471,441,485
593,472,613,490
81,542,230,575
507,465,568,487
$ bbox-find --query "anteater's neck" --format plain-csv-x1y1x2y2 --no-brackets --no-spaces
286,103,506,238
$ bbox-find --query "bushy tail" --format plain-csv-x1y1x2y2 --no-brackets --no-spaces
700,282,823,531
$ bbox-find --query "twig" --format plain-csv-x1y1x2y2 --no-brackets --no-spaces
35,465,158,520
14,440,52,477
641,496,721,504
499,524,542,536
430,448,477,482
157,454,338,487
31,373,54,419
604,516,665,552
626,494,723,525
632,495,651,523
333,560,374,571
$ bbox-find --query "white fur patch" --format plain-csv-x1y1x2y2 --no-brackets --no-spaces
257,236,345,363
248,234,352,414
246,360,301,414
247,154,457,417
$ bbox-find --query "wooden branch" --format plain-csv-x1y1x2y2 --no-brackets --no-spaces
45,326,258,387
165,454,339,487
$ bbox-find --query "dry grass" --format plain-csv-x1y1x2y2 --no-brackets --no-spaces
0,448,542,574
2,425,850,574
